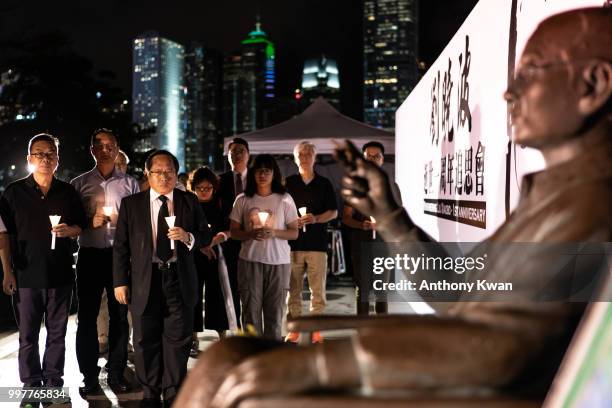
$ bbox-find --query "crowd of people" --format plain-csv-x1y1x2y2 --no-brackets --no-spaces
0,130,388,407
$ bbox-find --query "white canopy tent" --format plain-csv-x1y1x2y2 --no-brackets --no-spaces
224,97,395,155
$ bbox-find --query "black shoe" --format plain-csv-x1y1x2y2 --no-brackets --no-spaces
140,397,162,408
79,378,101,396
189,335,200,358
107,373,131,392
20,383,41,408
41,395,71,407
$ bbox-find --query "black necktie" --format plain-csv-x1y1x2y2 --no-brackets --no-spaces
157,195,172,263
235,173,243,196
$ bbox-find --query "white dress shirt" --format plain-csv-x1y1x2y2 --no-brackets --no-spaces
149,189,195,263
71,166,140,248
0,215,6,233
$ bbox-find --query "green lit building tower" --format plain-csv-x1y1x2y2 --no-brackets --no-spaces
132,32,186,168
222,20,276,136
363,0,419,131
240,19,276,132
184,43,223,171
301,55,341,110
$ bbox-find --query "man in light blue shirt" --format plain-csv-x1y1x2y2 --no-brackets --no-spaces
71,128,139,396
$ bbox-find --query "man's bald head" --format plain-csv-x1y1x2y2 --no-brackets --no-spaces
506,7,612,150
525,7,612,62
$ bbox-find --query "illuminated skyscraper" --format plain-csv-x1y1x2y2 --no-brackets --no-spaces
222,19,276,136
221,53,244,136
240,19,275,132
132,32,186,168
301,55,340,110
184,43,222,171
363,0,419,131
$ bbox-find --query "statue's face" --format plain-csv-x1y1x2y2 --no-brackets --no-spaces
505,28,582,148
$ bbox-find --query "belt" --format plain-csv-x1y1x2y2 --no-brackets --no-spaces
154,262,176,271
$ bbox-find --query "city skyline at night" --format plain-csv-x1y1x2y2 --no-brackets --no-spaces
0,1,479,184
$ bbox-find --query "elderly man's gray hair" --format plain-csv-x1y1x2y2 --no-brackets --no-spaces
293,141,317,158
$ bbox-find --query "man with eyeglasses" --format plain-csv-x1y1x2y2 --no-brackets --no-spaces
217,137,251,328
341,141,402,315
70,128,139,395
113,150,210,408
0,134,85,404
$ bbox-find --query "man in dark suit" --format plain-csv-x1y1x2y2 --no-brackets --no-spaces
217,137,250,327
113,150,210,408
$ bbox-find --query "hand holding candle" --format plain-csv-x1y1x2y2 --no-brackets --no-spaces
102,206,113,230
165,216,176,249
49,215,61,250
370,216,376,239
298,207,307,232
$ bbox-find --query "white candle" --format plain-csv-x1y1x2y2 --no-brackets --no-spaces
298,207,307,232
102,206,113,230
257,212,269,227
165,216,176,250
370,216,376,240
49,215,61,250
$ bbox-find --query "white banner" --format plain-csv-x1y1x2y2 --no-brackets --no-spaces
395,0,604,243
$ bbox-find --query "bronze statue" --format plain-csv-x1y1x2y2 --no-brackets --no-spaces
176,8,612,407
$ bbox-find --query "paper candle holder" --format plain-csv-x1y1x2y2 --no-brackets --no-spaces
102,206,113,230
165,216,176,250
370,216,376,240
298,207,307,232
49,215,61,250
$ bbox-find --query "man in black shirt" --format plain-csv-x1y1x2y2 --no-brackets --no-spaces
285,141,338,343
0,134,85,397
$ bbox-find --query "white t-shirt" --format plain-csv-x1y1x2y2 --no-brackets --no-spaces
230,193,298,265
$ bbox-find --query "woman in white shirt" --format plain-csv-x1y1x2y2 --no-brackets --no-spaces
229,154,299,340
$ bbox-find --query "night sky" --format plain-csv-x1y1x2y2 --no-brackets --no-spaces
0,0,477,120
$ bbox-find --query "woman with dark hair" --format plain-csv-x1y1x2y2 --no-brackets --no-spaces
229,155,299,340
188,167,232,356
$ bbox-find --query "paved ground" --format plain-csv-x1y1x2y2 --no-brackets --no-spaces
0,280,421,407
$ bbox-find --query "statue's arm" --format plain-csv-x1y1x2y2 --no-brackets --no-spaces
349,316,536,390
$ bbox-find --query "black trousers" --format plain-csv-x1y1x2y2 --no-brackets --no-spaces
132,264,193,400
351,234,388,315
14,285,72,386
76,247,129,380
194,249,229,332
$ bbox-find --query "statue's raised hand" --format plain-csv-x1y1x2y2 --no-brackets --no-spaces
334,139,401,220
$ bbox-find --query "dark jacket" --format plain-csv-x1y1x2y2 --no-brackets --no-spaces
113,188,211,315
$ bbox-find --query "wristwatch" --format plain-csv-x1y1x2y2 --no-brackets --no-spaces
185,233,193,247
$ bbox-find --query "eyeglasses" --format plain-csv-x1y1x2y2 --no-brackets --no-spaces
512,59,602,86
149,170,176,178
30,152,58,161
195,186,214,193
365,154,383,161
